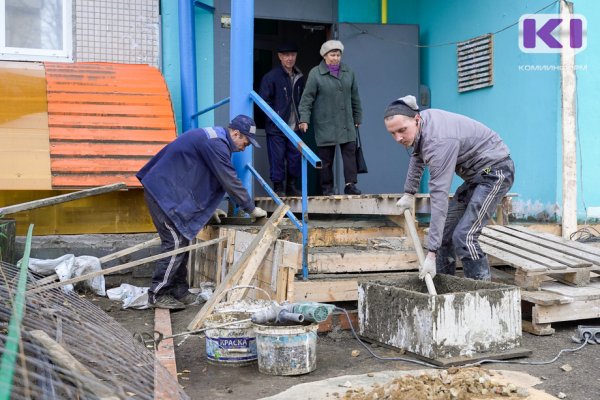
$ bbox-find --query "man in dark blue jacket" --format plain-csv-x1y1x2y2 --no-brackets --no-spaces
258,42,304,197
137,115,267,309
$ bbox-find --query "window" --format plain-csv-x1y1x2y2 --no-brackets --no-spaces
0,0,72,61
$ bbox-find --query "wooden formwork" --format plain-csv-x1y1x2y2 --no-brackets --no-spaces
190,225,301,303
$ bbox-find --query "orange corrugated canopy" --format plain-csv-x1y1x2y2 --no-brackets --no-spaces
45,62,177,188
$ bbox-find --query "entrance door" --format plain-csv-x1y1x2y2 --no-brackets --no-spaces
338,23,420,194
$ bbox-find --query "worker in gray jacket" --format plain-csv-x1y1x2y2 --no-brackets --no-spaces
384,96,514,281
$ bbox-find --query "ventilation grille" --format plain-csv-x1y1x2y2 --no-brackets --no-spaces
457,34,494,93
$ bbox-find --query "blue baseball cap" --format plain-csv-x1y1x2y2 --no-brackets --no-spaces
229,114,261,148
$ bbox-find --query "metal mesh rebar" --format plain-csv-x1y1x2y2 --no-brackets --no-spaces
0,261,189,400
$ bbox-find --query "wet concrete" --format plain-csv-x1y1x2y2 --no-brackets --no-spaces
358,273,522,360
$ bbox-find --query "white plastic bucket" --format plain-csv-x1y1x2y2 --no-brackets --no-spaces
254,323,318,375
204,312,256,366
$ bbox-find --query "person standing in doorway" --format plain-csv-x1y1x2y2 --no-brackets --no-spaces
258,42,305,197
298,39,363,196
137,115,268,310
384,95,514,281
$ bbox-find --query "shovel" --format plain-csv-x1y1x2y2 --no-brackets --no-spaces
403,209,437,295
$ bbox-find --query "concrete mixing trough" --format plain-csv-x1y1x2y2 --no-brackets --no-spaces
358,274,522,360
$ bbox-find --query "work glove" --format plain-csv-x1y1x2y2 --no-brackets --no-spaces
211,209,227,224
419,252,437,280
250,207,267,219
396,193,415,213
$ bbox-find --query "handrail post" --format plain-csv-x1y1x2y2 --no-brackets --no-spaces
301,157,309,279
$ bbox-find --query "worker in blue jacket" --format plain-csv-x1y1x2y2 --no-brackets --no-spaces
137,115,267,310
258,42,304,197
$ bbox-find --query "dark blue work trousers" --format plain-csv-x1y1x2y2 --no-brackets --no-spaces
437,158,515,280
144,191,191,301
266,133,301,183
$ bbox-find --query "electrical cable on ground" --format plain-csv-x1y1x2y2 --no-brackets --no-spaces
335,306,590,369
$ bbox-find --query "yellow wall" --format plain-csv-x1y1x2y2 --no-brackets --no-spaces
0,189,155,235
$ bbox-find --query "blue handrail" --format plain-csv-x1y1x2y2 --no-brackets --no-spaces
192,92,320,279
250,90,321,280
192,97,230,120
247,165,301,230
250,91,321,168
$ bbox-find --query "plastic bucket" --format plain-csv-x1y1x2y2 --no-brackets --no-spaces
204,312,256,366
254,323,318,375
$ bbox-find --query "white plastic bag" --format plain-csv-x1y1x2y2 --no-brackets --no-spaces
106,284,149,310
28,254,105,296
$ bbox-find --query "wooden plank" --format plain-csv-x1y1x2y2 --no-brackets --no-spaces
521,320,555,336
293,279,359,302
482,227,591,268
479,235,566,270
508,225,600,258
32,236,163,287
539,280,600,300
514,269,547,290
275,266,289,303
490,225,600,265
28,237,225,294
547,269,591,287
521,290,574,306
0,183,127,215
29,330,119,400
308,249,418,273
481,243,549,272
533,298,600,324
228,219,286,302
186,205,289,330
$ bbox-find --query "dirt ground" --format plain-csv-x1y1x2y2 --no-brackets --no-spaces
88,294,600,400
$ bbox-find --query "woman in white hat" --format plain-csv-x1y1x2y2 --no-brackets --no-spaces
298,39,363,196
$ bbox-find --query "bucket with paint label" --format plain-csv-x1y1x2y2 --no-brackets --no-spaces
204,312,257,366
254,323,318,375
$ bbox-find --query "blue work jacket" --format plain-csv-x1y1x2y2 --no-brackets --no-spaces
258,65,304,136
136,127,255,240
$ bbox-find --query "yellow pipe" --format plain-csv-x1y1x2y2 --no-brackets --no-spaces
382,0,388,24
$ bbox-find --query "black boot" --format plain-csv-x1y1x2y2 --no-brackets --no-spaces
273,182,285,197
462,257,491,281
286,176,302,196
344,183,362,195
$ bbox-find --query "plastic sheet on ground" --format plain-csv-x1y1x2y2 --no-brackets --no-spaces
27,254,106,296
106,283,149,310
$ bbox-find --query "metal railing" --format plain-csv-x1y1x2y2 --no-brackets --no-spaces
194,93,321,279
250,91,321,279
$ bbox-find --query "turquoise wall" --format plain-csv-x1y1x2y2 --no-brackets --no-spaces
572,1,600,221
340,0,600,221
161,1,215,134
416,0,563,220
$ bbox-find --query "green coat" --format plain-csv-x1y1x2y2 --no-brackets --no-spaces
298,61,362,147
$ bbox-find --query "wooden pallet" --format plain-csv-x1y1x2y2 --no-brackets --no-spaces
481,225,600,289
481,225,600,334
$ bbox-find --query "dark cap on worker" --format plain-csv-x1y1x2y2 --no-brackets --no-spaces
384,95,420,119
229,115,261,148
277,42,298,53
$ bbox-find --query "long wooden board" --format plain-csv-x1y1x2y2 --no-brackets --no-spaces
482,227,591,268
186,205,289,330
481,242,548,272
508,225,600,257
480,236,566,270
489,225,600,265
